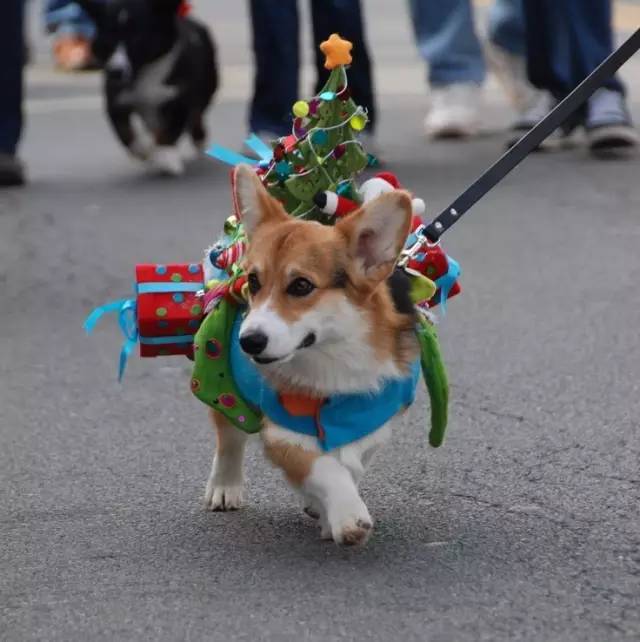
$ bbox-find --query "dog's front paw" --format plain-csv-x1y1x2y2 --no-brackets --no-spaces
204,481,244,512
128,138,153,161
328,501,373,547
333,517,373,547
151,146,185,176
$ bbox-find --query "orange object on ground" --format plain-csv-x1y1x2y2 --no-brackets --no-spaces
52,35,94,71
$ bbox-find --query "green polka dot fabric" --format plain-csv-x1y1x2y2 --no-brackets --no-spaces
191,299,262,433
416,315,449,448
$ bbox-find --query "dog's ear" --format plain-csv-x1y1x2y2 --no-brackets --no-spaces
337,190,413,284
233,164,289,240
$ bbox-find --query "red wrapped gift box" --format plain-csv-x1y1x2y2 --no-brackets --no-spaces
135,263,204,357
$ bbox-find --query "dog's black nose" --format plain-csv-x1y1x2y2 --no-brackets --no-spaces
239,331,268,355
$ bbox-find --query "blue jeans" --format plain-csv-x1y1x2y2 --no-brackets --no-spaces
522,0,623,97
409,0,525,86
44,0,95,39
0,0,24,155
249,0,376,136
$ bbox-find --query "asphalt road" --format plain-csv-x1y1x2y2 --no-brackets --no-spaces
2,2,640,641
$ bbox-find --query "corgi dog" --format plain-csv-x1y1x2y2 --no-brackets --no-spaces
76,0,218,175
205,165,419,546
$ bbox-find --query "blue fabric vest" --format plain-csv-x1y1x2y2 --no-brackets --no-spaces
229,314,421,451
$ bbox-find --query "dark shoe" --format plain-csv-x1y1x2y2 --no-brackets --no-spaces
0,154,26,187
585,88,639,151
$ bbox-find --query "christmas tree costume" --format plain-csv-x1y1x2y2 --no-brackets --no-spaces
85,33,460,450
193,37,456,449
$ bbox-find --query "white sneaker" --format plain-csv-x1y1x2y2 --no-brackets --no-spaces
485,40,538,113
424,83,482,139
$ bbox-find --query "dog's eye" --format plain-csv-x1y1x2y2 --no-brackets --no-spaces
247,272,261,295
287,277,315,297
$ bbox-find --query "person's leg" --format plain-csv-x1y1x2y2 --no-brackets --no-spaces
487,0,525,57
248,0,300,137
310,0,376,133
566,0,623,94
523,0,622,96
409,0,485,86
408,0,484,138
486,0,547,121
523,0,636,150
0,0,25,186
522,0,572,97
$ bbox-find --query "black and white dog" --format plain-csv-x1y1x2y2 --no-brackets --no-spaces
77,0,218,175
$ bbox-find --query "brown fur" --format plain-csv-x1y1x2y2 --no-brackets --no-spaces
243,190,418,373
205,169,421,541
263,435,319,487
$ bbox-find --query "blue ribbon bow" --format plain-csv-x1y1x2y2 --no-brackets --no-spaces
84,279,205,381
206,133,273,167
435,256,461,316
83,298,138,381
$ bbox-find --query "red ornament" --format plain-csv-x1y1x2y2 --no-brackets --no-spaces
293,117,307,138
334,144,346,159
337,85,351,101
177,1,191,17
407,245,461,306
273,144,285,161
283,135,297,152
226,274,248,302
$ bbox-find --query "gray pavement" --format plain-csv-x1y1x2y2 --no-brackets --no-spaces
2,2,640,641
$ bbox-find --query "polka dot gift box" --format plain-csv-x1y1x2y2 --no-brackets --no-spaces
135,263,205,358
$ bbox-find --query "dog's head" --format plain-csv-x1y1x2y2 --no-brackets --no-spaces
233,165,415,393
77,0,182,70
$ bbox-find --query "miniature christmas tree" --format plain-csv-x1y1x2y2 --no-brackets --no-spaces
205,33,460,312
209,33,372,221
262,34,371,219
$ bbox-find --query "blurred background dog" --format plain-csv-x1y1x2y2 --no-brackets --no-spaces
77,0,218,175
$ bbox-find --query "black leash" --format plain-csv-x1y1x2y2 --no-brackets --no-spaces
423,28,640,243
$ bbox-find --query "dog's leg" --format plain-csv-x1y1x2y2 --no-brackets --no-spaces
128,114,156,161
204,409,247,511
188,112,207,153
150,145,184,176
305,456,373,546
106,105,154,161
264,429,372,546
150,103,191,175
302,495,321,520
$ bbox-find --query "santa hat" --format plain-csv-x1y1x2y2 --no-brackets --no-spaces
361,172,426,217
314,171,426,218
313,190,359,217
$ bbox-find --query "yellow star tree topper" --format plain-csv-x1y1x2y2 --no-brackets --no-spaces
320,33,353,69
